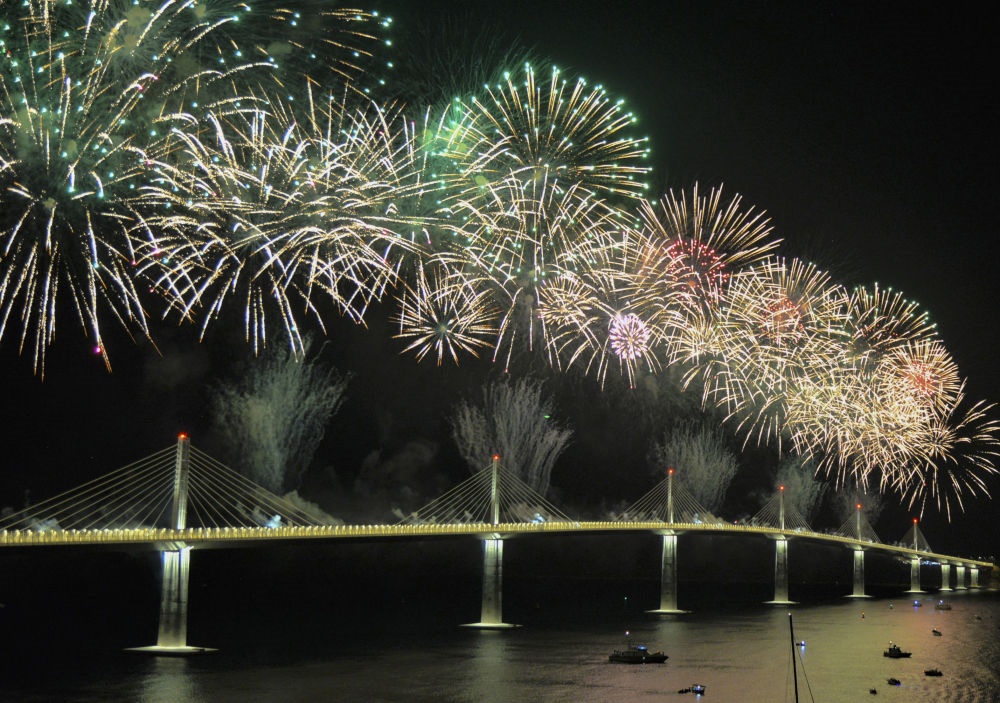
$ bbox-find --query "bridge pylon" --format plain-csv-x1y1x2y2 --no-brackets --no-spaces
837,503,879,599
760,486,806,605
645,469,691,614
462,456,521,630
903,518,929,594
126,433,215,655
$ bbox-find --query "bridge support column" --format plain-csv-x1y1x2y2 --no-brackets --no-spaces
156,546,191,647
766,538,794,605
939,562,953,592
905,556,923,593
970,566,980,589
463,537,519,629
955,564,967,590
846,548,870,598
647,532,687,614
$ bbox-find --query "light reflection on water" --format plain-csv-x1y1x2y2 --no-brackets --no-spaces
4,592,999,702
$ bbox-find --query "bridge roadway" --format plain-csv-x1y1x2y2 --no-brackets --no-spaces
0,520,992,570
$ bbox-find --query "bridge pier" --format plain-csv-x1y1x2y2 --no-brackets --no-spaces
765,537,795,605
905,556,924,593
647,532,687,614
126,433,215,654
846,548,870,599
939,562,953,592
955,564,967,590
970,566,980,589
462,537,519,629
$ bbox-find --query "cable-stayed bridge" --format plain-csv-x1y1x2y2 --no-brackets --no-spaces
0,436,993,652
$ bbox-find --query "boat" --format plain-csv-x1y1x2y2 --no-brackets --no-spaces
931,628,942,636
678,685,706,694
883,642,912,658
608,643,667,664
608,633,668,664
887,678,901,686
924,668,943,677
912,599,923,607
934,600,952,610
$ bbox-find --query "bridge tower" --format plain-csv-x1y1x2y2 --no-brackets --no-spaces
463,455,519,629
765,486,795,605
846,504,871,599
903,518,926,593
127,433,214,654
647,469,687,614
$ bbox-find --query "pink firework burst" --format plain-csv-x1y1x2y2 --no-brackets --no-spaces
609,313,652,361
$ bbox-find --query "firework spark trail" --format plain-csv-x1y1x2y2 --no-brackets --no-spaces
438,64,651,204
624,184,780,367
0,0,259,373
136,88,428,354
391,255,497,365
692,257,852,449
535,265,662,388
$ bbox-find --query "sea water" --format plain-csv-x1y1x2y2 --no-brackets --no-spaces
1,542,997,702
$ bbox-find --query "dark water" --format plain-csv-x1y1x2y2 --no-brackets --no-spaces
1,538,997,702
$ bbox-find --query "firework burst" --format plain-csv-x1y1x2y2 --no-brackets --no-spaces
694,257,851,447
135,89,426,354
623,184,780,366
0,0,252,373
391,256,497,365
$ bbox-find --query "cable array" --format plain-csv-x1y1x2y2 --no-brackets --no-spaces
0,444,335,532
397,461,575,525
616,477,721,524
750,492,813,532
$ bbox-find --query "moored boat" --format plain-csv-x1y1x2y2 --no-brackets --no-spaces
608,632,667,664
678,684,706,694
609,643,668,664
883,642,912,658
924,668,943,677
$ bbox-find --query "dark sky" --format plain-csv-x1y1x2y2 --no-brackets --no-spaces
3,1,997,556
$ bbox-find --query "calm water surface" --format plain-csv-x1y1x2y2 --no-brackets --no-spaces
3,591,998,702
1,541,997,702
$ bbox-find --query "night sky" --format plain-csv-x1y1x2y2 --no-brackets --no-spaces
2,1,997,557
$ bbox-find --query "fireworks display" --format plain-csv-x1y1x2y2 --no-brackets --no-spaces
0,0,996,516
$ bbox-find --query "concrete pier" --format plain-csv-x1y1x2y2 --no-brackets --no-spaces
955,564,967,590
462,537,519,629
846,548,870,599
766,538,795,605
647,532,687,614
939,562,952,592
905,556,924,594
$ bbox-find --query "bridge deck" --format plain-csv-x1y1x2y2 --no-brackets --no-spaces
0,521,992,568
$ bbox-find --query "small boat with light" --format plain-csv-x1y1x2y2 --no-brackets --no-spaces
931,628,942,636
934,600,952,610
678,684,706,694
883,642,912,658
887,678,901,686
608,632,667,664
